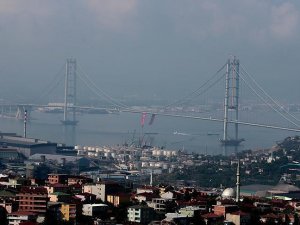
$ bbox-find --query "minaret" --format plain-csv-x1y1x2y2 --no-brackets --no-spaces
24,110,27,138
236,159,240,202
150,171,153,187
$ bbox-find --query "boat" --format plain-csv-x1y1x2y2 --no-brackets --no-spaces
173,131,190,136
220,138,245,146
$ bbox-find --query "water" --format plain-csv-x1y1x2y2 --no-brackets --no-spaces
0,110,297,155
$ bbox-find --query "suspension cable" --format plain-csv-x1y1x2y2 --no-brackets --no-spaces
162,63,227,108
238,70,300,128
77,64,129,109
174,72,226,106
32,64,65,104
77,72,128,109
77,74,126,109
241,64,300,123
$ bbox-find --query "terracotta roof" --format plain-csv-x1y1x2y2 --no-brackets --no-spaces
19,222,38,225
229,211,249,216
202,213,223,219
18,187,47,194
48,183,68,188
176,200,205,207
262,213,280,219
9,211,37,216
69,183,82,188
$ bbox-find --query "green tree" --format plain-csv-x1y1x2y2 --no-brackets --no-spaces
33,163,52,180
0,206,8,225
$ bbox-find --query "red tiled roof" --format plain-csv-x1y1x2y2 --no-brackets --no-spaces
202,213,223,219
230,211,249,216
138,186,159,190
69,183,82,188
48,183,68,188
240,203,256,209
262,213,280,219
19,186,47,194
19,222,38,225
176,200,205,207
9,211,37,216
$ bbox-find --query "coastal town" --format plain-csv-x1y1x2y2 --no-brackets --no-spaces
1,132,300,224
1,0,300,225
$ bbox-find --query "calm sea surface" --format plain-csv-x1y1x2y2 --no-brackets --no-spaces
0,110,298,155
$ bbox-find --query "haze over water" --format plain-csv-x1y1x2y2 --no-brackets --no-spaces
0,109,295,155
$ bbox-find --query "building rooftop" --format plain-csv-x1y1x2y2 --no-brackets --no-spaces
18,186,48,195
270,183,300,193
9,211,37,216
30,154,81,163
0,135,56,148
202,213,223,219
128,205,152,209
229,211,249,216
0,189,17,197
50,192,70,196
83,203,108,207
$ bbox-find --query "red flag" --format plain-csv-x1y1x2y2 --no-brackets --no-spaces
140,113,147,127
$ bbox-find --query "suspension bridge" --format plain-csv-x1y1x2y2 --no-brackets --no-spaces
1,56,300,146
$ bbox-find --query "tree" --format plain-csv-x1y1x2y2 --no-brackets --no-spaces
0,206,8,225
33,163,51,180
294,213,299,225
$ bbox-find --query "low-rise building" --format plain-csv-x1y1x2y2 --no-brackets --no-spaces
179,206,203,217
0,135,57,157
17,187,48,214
201,213,223,225
225,211,251,225
127,205,156,225
45,183,69,194
82,203,108,217
148,198,167,212
48,174,69,185
8,211,37,225
60,202,77,222
107,192,131,207
67,176,93,186
82,181,123,202
213,205,239,217
48,192,71,203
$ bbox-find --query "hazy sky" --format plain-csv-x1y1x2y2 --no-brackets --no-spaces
0,0,300,104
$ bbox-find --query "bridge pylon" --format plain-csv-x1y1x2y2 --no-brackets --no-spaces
61,58,78,126
221,56,244,146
